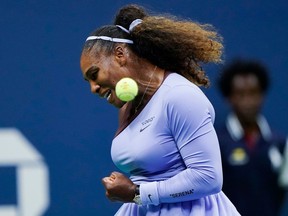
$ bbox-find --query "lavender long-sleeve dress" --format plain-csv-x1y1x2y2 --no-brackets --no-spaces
111,73,240,216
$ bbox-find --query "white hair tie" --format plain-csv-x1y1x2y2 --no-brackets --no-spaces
116,25,129,34
116,19,143,34
129,19,143,32
86,19,143,44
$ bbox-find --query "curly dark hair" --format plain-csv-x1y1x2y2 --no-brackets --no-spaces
218,58,270,97
83,4,224,87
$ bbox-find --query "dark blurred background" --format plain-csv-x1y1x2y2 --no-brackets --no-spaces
0,0,287,215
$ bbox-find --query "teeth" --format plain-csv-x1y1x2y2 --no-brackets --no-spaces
103,91,109,98
104,90,111,100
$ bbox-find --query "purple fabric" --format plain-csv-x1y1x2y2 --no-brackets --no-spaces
111,73,240,215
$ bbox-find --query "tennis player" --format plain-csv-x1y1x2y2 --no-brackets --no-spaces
80,4,240,216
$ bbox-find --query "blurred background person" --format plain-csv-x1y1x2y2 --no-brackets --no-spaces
216,58,287,216
279,138,288,216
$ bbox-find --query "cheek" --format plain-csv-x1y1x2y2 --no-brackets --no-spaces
229,94,263,111
253,96,264,110
103,68,121,88
111,79,117,88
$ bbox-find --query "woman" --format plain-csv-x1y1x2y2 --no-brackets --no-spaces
80,4,240,216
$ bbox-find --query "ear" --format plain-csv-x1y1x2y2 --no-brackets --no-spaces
114,45,127,66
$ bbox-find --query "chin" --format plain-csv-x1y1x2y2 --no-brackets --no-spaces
113,101,126,108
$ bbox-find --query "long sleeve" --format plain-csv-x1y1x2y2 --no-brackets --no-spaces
140,85,223,205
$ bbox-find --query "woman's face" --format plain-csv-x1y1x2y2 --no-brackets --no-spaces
80,48,127,108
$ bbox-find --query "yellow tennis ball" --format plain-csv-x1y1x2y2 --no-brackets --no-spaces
115,77,138,102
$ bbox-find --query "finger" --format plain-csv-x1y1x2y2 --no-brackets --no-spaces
105,191,117,201
111,171,121,177
107,194,118,202
102,177,113,185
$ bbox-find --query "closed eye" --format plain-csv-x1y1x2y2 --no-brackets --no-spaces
89,71,98,81
84,66,99,81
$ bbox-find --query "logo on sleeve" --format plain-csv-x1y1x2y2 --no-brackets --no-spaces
169,189,194,198
148,194,153,202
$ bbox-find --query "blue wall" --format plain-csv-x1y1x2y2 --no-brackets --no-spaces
0,0,287,215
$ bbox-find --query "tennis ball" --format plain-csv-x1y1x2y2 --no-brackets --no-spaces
115,77,138,102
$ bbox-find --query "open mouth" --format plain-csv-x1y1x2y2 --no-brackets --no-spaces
103,90,112,101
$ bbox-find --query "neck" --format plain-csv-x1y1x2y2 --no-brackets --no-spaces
238,117,260,135
132,65,165,113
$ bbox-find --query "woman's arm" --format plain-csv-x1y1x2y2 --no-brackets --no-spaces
140,85,223,205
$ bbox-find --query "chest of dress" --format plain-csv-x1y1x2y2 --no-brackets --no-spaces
111,107,181,175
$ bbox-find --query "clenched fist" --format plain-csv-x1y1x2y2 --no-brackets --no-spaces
102,171,137,203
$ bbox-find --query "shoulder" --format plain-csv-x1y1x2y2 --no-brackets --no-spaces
162,73,212,107
269,130,287,152
158,73,215,121
161,73,208,103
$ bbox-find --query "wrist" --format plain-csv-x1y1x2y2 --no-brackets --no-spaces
133,184,142,205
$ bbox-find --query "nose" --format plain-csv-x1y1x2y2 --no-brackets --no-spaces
242,92,261,107
90,81,100,94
